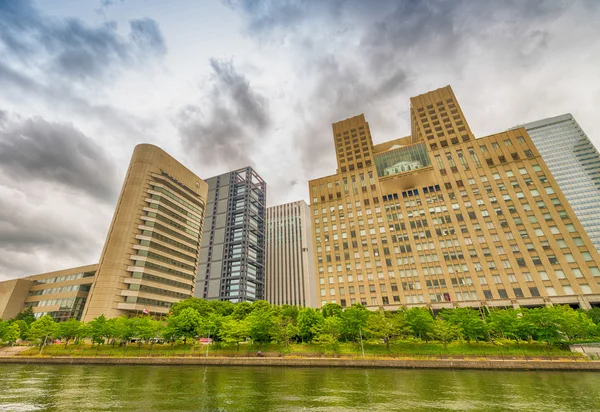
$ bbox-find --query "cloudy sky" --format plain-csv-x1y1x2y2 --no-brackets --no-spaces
1,0,599,279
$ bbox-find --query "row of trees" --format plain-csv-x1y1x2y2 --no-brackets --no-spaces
2,301,600,349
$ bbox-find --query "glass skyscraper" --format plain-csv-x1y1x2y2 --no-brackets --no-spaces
513,114,600,252
196,167,266,302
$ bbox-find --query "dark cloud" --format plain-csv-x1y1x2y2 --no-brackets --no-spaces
177,58,270,171
0,184,106,278
225,0,600,189
130,18,167,57
0,0,166,82
0,116,119,201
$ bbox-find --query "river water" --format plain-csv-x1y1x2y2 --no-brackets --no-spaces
0,364,599,411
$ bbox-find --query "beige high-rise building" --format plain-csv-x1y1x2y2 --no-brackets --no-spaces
265,200,317,307
309,86,600,311
0,144,208,322
81,144,208,321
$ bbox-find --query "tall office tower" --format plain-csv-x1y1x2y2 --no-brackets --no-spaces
511,114,600,252
265,200,317,307
81,144,208,321
196,167,266,302
309,86,600,311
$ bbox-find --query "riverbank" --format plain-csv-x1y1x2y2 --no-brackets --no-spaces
10,340,582,358
1,356,598,370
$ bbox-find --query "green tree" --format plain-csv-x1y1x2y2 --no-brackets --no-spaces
488,308,520,340
586,308,600,325
169,297,212,317
219,317,249,350
297,308,324,342
280,305,300,324
13,307,35,325
246,308,276,347
3,322,21,345
441,308,488,342
12,320,30,341
29,315,57,348
405,307,434,341
431,318,460,350
0,320,7,342
88,315,109,346
198,313,223,342
58,319,83,348
365,312,396,350
321,303,343,318
208,300,235,317
519,307,563,346
252,300,272,311
75,322,90,345
340,305,369,342
132,317,160,346
114,317,134,345
231,301,253,320
312,316,342,352
172,307,202,344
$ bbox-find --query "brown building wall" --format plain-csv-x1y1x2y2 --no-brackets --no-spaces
0,279,32,320
309,86,600,311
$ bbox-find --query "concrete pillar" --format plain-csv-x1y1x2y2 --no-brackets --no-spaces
578,295,592,310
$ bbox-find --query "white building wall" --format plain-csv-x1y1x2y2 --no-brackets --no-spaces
266,200,317,307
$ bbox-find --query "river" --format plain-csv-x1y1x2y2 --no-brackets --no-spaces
0,364,599,411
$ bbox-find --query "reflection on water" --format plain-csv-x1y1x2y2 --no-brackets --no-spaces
0,364,599,411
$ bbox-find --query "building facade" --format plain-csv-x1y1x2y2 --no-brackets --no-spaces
1,144,209,322
196,167,266,302
309,86,600,311
81,144,208,321
0,265,97,321
511,114,600,252
265,200,317,307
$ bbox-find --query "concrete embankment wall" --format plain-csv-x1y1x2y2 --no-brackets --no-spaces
1,357,600,371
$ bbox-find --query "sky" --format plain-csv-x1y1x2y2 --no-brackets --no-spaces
1,0,599,280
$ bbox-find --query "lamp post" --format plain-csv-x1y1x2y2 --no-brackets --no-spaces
359,327,365,359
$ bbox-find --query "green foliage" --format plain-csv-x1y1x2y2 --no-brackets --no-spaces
340,305,369,341
3,322,21,344
12,307,35,325
430,319,461,350
58,319,83,347
364,312,396,350
114,317,134,344
12,320,30,340
297,308,323,342
312,316,342,352
131,317,160,343
231,301,253,320
170,307,202,343
586,308,600,325
88,315,109,345
405,308,434,341
320,303,343,318
6,298,599,354
219,318,248,350
488,308,520,340
246,307,277,346
441,308,488,342
29,315,57,346
0,320,7,342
